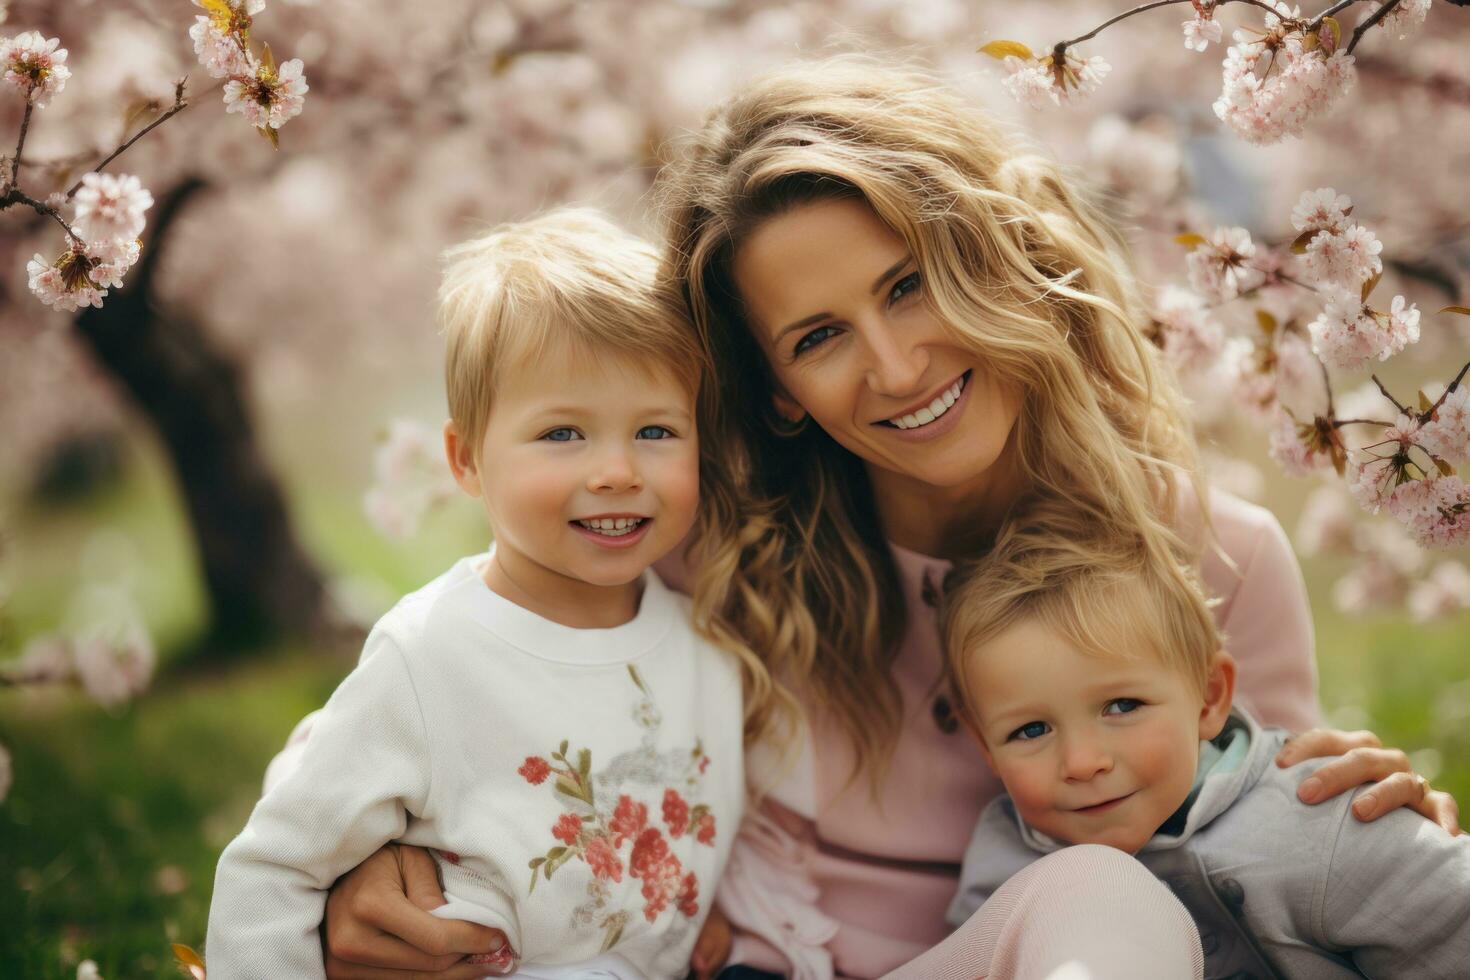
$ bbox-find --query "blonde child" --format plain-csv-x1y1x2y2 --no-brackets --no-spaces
940,523,1470,978
206,209,749,980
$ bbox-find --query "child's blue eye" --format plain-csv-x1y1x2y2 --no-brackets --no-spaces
1008,720,1050,742
889,271,921,304
1104,698,1143,716
636,425,675,440
542,428,581,442
794,324,838,357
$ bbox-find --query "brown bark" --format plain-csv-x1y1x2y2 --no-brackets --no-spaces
72,177,328,651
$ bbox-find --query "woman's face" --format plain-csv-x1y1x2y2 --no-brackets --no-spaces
731,196,1022,494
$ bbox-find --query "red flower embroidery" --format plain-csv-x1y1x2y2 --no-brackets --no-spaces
611,794,648,847
552,813,582,845
437,850,461,865
518,756,551,784
640,853,684,922
584,834,624,882
662,788,690,838
695,811,716,846
629,827,669,879
699,755,710,775
677,871,700,918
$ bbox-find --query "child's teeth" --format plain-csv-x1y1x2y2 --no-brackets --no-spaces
578,518,643,536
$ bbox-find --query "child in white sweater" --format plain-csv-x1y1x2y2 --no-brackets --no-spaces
206,210,749,980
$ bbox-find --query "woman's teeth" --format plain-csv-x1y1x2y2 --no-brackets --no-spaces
889,374,966,430
577,517,645,536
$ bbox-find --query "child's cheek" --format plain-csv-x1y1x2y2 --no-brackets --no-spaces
995,755,1056,827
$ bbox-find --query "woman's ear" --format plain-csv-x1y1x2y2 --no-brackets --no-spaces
1198,650,1237,741
443,419,483,497
771,387,806,425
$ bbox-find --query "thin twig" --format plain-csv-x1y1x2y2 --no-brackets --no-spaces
9,96,35,190
1371,373,1407,414
1309,0,1366,31
64,77,190,200
1347,0,1403,52
1056,0,1288,55
1333,417,1394,429
0,187,82,242
1425,359,1470,417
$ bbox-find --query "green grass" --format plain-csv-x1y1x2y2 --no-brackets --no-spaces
1,432,1467,977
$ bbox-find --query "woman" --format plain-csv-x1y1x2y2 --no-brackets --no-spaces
295,57,1460,979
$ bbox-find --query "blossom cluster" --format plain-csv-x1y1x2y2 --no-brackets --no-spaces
1345,407,1470,549
188,0,308,136
981,40,1110,110
2,585,156,709
26,173,152,311
362,419,459,540
0,29,69,106
1211,5,1357,145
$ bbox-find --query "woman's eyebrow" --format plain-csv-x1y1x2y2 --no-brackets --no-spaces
772,254,915,344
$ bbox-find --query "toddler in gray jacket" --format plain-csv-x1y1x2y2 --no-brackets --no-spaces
938,527,1470,979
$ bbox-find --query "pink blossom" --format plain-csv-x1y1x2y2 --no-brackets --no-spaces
1403,477,1470,548
1273,332,1329,421
1381,295,1421,360
72,624,155,709
224,57,308,130
1185,227,1265,303
1346,448,1398,515
1182,13,1223,52
1419,387,1470,464
14,634,74,683
1408,562,1470,622
1368,0,1432,41
189,16,254,80
73,173,154,243
1213,33,1356,145
362,419,457,541
1,31,70,107
27,248,107,312
1308,291,1385,371
76,960,101,980
1291,187,1351,235
1302,224,1382,288
1268,411,1325,477
1152,286,1223,375
1001,51,1110,109
1331,521,1421,614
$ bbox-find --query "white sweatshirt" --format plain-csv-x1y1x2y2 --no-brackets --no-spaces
206,554,745,980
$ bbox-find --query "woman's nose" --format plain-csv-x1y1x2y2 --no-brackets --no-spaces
861,318,929,396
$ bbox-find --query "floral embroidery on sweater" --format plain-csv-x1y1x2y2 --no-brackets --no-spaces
516,664,718,952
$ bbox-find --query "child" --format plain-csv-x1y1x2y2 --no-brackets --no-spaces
939,526,1470,978
206,209,748,980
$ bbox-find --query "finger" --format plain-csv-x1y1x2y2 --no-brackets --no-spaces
1414,788,1462,836
328,924,472,973
1276,728,1382,767
1295,746,1410,804
400,846,447,912
325,950,510,980
1349,769,1426,821
361,894,508,961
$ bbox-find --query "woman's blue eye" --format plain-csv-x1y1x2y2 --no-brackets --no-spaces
1009,721,1050,742
793,324,838,356
636,425,674,440
889,271,921,304
542,428,581,442
1105,698,1143,716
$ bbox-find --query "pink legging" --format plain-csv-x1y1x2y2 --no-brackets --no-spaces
883,845,1204,980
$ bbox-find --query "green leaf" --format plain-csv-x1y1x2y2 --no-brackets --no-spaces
529,856,546,869
559,739,570,757
1323,15,1342,49
1289,229,1318,254
627,664,649,695
1440,306,1470,316
600,920,624,954
1174,233,1207,249
1419,390,1433,413
978,40,1034,61
578,748,592,779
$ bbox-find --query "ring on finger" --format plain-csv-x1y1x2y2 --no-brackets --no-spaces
1415,773,1431,798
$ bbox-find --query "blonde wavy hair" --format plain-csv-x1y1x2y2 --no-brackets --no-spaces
656,55,1208,783
941,507,1223,739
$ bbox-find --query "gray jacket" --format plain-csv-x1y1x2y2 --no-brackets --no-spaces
949,710,1470,979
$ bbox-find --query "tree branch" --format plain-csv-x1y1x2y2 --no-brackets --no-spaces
1372,373,1408,414
1309,0,1367,31
1347,0,1404,52
65,78,190,200
8,97,35,190
1425,359,1470,417
0,187,82,243
1333,417,1394,429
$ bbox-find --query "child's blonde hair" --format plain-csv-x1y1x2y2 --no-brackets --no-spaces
439,207,706,455
941,508,1222,734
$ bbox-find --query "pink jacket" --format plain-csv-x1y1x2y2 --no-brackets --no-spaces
676,492,1320,979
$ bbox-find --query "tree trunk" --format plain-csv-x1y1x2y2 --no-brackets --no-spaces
73,177,328,651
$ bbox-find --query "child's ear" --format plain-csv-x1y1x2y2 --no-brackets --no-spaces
443,419,483,497
1199,650,1237,741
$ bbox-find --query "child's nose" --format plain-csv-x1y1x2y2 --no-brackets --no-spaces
1061,736,1112,781
588,451,641,493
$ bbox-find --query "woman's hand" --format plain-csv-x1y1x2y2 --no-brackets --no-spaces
688,905,733,980
1276,728,1462,835
322,842,512,979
